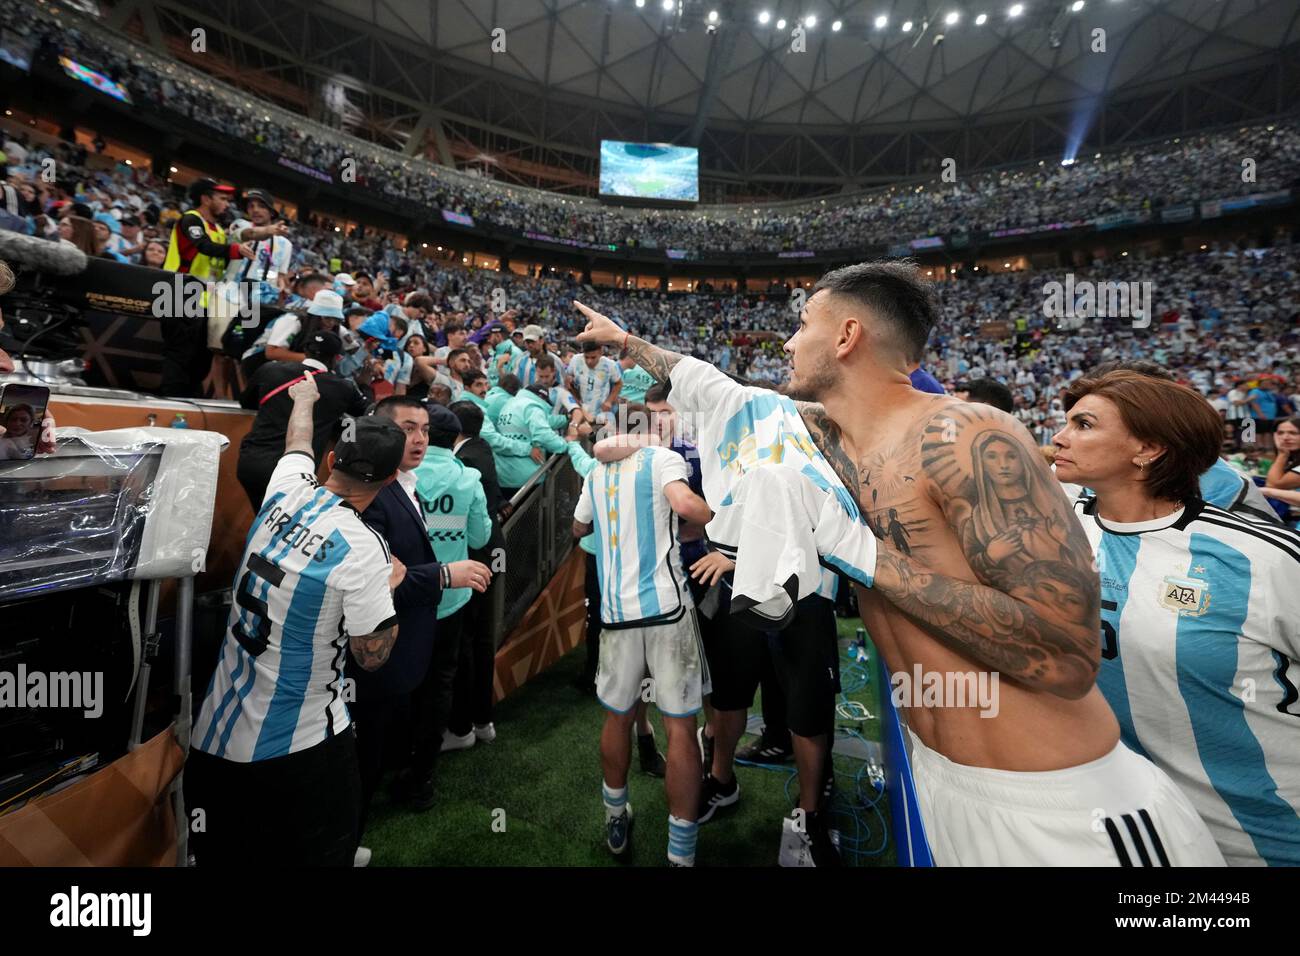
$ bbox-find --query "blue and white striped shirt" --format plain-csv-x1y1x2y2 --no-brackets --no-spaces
574,446,693,629
1077,496,1300,866
193,452,396,762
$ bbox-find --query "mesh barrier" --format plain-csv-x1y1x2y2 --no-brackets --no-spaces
496,452,581,636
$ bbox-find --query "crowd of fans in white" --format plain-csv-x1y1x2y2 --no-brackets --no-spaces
8,0,1299,255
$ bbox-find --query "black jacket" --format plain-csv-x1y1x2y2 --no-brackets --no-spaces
238,359,368,464
456,436,506,521
349,480,443,699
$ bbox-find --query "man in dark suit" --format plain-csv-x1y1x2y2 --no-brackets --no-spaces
236,330,368,509
350,397,492,846
447,400,507,744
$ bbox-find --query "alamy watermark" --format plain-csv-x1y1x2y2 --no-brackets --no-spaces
0,666,103,718
890,664,1000,718
1042,273,1152,329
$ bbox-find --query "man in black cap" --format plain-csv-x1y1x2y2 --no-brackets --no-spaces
160,178,254,397
187,372,407,868
237,330,369,509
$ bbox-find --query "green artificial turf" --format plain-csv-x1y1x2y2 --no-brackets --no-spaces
364,616,895,867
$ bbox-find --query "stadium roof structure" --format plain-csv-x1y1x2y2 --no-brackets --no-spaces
106,0,1300,198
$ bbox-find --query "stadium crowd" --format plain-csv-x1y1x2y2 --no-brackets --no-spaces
3,0,1300,871
6,0,1299,255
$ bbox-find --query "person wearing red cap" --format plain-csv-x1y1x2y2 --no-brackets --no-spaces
161,178,254,397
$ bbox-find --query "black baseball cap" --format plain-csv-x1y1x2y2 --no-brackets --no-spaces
333,417,406,484
304,330,343,360
425,403,461,437
242,187,277,212
188,178,236,204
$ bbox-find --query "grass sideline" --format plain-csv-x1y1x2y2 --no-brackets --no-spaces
364,617,894,867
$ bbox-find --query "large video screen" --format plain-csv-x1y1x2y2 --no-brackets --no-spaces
599,140,698,203
59,55,133,104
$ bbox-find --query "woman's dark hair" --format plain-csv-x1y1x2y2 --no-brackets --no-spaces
1277,416,1300,472
1063,370,1221,504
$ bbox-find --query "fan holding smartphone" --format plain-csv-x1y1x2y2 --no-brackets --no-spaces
0,384,52,461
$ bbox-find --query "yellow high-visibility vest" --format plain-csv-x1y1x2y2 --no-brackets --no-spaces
164,210,228,308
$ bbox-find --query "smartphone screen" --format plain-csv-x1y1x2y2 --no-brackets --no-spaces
0,384,51,462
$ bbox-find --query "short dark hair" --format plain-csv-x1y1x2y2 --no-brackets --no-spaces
428,383,453,406
462,370,487,389
812,260,938,363
296,271,330,289
499,373,522,396
450,400,484,439
447,347,468,365
405,292,434,313
371,395,428,420
645,383,672,404
535,353,558,374
1063,370,1220,504
964,378,1015,413
444,320,465,335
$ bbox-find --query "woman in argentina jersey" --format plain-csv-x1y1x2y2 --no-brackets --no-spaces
1054,370,1300,866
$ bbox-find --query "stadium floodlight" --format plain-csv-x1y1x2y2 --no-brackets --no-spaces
635,0,644,7
776,17,787,28
662,0,674,10
901,19,913,31
832,19,842,31
875,14,888,28
1070,0,1084,10
708,9,718,22
944,10,960,25
975,12,988,24
805,14,817,28
758,9,771,23
1008,3,1024,15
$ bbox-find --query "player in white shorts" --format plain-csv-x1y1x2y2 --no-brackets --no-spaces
573,432,714,866
574,266,1224,867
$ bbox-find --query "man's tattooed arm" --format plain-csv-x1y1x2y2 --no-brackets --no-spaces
796,402,861,500
349,624,398,672
623,335,684,384
871,404,1101,698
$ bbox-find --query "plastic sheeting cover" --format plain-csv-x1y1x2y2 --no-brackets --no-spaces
0,427,227,600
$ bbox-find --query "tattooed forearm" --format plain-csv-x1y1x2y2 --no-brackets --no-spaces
872,548,1100,696
349,625,398,672
797,402,861,499
623,335,684,383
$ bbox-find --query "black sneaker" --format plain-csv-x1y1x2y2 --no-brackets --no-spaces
697,773,740,824
638,733,666,777
736,733,794,765
607,807,633,856
698,727,715,775
392,770,437,812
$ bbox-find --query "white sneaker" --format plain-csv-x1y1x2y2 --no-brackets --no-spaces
778,814,842,867
353,846,372,868
440,729,476,752
473,722,496,743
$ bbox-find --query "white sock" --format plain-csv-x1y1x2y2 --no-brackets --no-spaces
668,815,698,867
602,782,628,821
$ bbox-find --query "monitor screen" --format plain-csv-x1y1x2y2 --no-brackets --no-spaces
599,140,698,204
59,56,133,104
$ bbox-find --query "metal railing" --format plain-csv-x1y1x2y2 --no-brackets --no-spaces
490,451,584,641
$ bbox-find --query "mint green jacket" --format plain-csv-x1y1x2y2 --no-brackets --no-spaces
414,446,492,619
494,389,569,489
460,391,531,459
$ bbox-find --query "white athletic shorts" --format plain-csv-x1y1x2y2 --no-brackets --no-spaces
907,728,1226,867
597,611,710,718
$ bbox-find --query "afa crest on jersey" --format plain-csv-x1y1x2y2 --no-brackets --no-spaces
1158,574,1211,616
